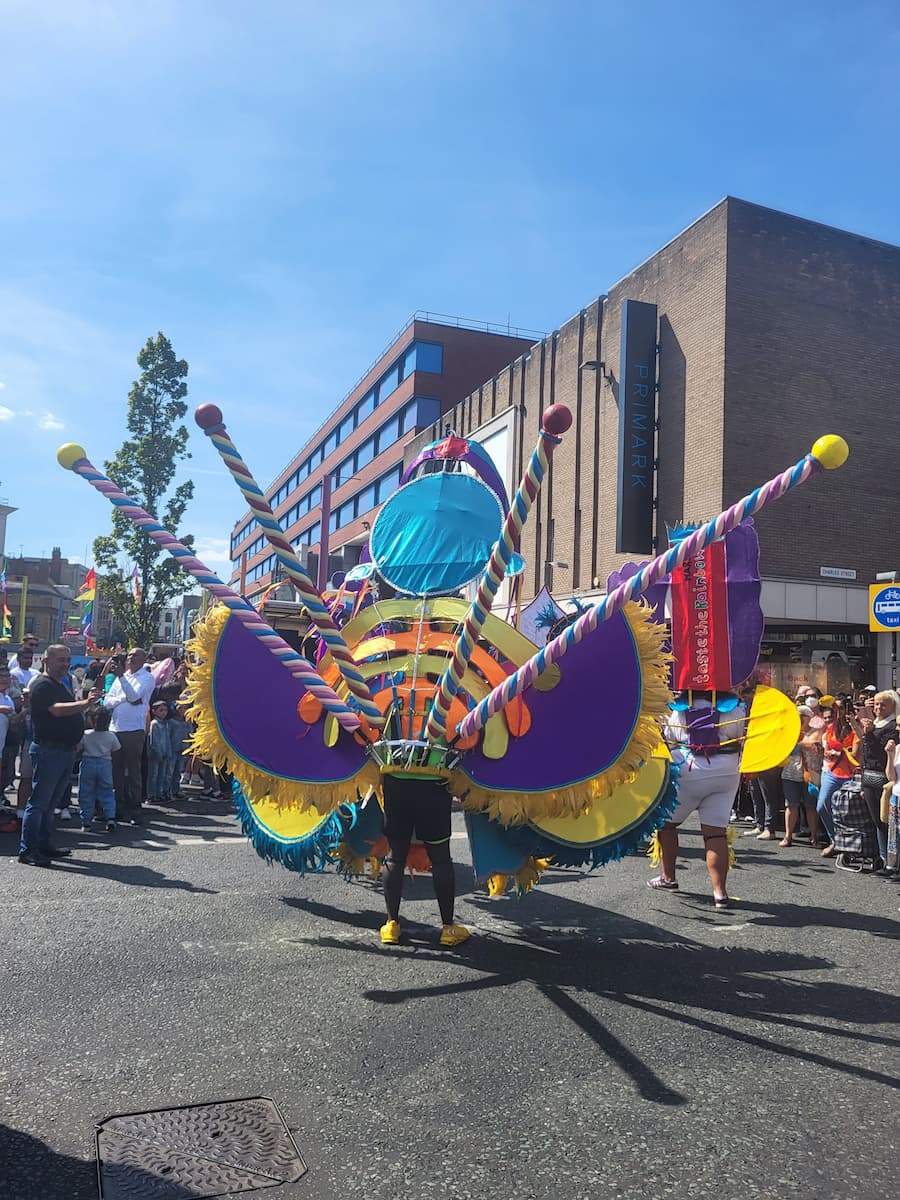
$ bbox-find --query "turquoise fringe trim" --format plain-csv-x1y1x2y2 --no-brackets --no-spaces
231,782,353,874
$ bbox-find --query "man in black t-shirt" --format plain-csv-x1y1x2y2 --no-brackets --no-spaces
19,644,101,867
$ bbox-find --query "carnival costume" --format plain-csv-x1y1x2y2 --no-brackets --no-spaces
56,406,849,922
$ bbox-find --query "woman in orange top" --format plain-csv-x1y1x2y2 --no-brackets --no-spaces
817,696,857,857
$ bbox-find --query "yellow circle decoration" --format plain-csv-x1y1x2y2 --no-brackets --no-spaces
810,435,849,470
739,685,801,774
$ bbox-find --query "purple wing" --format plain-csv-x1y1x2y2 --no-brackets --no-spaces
459,610,643,792
212,614,368,783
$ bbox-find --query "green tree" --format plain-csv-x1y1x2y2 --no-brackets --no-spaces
93,332,194,648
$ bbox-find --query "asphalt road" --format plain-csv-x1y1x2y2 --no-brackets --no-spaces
2,796,898,1200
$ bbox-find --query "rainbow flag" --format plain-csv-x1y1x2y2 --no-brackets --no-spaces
78,566,95,642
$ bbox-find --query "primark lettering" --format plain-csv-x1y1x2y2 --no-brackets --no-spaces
629,363,653,490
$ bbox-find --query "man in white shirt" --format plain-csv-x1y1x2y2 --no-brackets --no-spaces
9,647,40,692
8,634,40,673
103,647,156,824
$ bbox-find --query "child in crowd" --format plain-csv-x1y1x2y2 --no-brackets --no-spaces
168,705,192,799
78,706,120,832
147,700,173,803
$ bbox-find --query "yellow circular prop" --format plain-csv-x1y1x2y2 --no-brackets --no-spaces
529,747,671,848
810,434,849,470
739,684,801,774
57,443,88,469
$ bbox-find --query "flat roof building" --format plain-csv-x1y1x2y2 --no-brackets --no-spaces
228,314,538,597
407,198,900,695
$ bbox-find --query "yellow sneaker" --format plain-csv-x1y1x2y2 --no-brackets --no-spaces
440,923,470,947
380,919,401,945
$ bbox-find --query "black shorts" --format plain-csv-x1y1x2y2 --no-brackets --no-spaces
382,774,452,845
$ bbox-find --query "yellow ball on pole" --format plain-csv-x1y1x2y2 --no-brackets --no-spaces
56,444,88,470
810,435,849,470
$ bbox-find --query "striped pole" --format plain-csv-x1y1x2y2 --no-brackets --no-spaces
456,435,850,740
194,405,384,728
56,443,362,733
423,404,572,743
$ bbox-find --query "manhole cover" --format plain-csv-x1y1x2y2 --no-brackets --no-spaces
96,1096,306,1198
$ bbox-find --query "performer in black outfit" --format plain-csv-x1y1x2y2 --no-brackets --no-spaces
379,773,469,947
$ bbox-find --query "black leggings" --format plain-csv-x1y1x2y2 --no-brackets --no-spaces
381,838,455,925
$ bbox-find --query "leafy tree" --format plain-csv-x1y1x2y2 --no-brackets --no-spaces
93,333,194,648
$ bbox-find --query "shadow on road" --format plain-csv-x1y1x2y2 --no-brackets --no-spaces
295,885,900,1105
1,1123,98,1200
51,858,218,893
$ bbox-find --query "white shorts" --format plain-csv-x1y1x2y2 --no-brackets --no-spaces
669,756,740,829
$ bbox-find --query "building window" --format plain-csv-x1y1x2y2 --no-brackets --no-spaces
376,465,402,503
356,481,377,515
354,436,375,471
356,389,376,424
378,363,400,402
339,412,356,443
376,413,400,455
407,341,443,375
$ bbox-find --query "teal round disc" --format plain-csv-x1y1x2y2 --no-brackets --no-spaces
369,473,502,596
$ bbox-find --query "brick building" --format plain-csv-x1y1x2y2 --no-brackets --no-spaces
228,315,538,598
408,198,900,693
2,548,113,649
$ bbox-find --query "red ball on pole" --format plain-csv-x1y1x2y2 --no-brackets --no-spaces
541,404,572,436
194,404,224,430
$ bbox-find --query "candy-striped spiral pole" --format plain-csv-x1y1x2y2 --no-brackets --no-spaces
456,435,850,740
194,404,384,728
423,405,572,744
56,444,362,733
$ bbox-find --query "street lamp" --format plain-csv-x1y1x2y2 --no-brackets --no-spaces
875,571,898,688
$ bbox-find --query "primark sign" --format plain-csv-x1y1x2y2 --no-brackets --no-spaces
616,299,658,554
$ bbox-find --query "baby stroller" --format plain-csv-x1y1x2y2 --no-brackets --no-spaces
831,777,880,872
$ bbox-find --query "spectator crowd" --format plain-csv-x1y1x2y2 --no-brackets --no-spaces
0,636,229,867
1,637,898,890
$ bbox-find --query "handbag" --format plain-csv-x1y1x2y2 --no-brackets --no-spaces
880,782,893,825
861,769,888,790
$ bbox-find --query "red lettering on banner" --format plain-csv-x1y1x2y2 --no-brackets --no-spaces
670,539,731,689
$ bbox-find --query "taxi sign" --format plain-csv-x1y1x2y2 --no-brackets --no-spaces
869,583,900,632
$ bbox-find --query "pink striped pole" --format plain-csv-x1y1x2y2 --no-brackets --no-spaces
456,435,850,740
56,443,362,733
423,404,571,743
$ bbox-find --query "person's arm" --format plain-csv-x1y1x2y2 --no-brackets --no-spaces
49,686,102,718
885,740,897,784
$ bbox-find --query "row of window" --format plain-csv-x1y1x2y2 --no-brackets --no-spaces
230,340,443,554
328,464,402,533
231,397,440,560
239,461,404,585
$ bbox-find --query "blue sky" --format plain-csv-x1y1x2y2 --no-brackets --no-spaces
2,0,898,581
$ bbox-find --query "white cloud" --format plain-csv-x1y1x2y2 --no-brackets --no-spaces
38,411,64,431
191,535,231,577
0,381,6,390
0,406,13,421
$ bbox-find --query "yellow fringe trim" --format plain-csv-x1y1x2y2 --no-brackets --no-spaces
647,830,662,867
184,604,381,814
456,600,672,826
330,844,367,876
727,823,736,869
486,856,553,898
184,598,671,828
